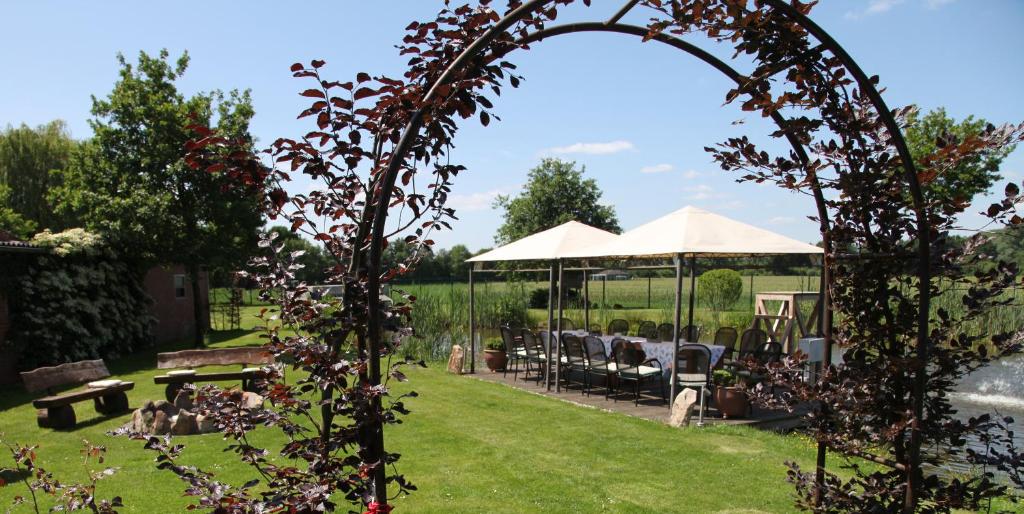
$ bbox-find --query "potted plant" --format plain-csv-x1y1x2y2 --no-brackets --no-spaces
483,340,508,372
712,369,749,419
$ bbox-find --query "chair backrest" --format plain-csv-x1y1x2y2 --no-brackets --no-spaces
680,325,701,342
714,327,739,350
500,325,522,353
521,329,543,358
607,319,630,336
676,344,712,385
738,328,768,359
637,320,658,339
757,341,783,364
582,336,609,366
557,317,576,331
656,323,675,342
537,330,555,358
561,333,586,364
611,338,645,369
20,360,111,394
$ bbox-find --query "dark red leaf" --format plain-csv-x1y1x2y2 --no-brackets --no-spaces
300,89,326,99
311,59,326,69
289,62,303,72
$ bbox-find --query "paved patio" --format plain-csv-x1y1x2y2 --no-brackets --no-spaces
466,366,807,431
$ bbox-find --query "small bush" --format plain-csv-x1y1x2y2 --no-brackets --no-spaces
528,287,548,308
698,269,743,323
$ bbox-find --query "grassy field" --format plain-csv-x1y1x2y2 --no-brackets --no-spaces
0,327,829,513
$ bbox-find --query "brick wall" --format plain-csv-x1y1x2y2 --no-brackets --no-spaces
144,265,210,344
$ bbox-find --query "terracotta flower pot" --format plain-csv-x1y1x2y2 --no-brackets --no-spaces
483,349,508,372
714,386,749,419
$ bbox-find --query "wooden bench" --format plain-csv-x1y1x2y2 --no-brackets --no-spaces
154,347,276,401
21,360,135,430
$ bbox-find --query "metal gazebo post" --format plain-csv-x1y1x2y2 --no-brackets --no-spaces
687,255,697,342
546,263,555,390
469,266,475,374
669,253,683,403
583,267,590,332
555,258,565,393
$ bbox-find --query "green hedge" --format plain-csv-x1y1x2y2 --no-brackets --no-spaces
8,229,153,369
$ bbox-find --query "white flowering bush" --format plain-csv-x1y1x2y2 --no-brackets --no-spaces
8,229,153,368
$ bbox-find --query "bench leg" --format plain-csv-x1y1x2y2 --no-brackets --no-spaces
94,392,130,415
165,383,183,403
37,405,76,429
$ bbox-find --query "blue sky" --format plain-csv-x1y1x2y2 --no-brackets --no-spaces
2,0,1022,252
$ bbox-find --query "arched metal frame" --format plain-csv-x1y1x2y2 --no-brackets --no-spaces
362,0,932,507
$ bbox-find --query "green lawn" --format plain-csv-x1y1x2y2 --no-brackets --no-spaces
2,328,1011,512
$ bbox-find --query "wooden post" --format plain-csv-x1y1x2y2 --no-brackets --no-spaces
468,268,475,374
670,254,683,403
555,259,564,393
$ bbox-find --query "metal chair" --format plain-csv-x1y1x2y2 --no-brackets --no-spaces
500,325,526,380
582,335,616,398
656,323,675,342
607,319,630,336
737,328,768,360
637,320,658,339
560,333,588,393
675,343,712,426
611,338,666,406
714,327,739,361
680,325,702,342
556,318,576,331
519,329,547,382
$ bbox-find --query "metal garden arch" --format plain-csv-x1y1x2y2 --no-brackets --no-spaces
361,1,934,510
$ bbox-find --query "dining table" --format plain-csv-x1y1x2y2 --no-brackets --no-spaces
562,330,726,374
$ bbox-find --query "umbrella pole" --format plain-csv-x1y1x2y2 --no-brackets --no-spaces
556,259,564,393
687,255,697,341
546,264,555,390
469,268,475,374
670,254,683,403
583,268,590,332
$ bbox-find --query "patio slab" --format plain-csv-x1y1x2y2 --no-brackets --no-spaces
465,367,808,431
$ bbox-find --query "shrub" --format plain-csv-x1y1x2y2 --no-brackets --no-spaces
698,268,743,323
528,287,548,308
8,229,153,368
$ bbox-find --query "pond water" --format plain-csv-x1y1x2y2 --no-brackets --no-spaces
943,354,1024,478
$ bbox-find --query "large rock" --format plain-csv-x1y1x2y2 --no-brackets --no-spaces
669,388,698,428
151,410,172,435
240,392,264,410
130,407,154,433
171,410,198,436
173,390,194,411
195,414,218,434
153,400,179,418
447,345,465,374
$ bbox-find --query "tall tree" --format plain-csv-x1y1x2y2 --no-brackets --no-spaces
52,50,262,347
0,120,77,232
493,158,620,244
904,107,1016,204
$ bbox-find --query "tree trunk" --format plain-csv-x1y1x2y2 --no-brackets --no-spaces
188,262,206,348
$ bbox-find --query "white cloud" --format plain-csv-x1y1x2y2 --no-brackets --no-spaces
926,0,956,8
640,163,673,174
545,140,635,155
447,189,505,212
682,169,700,179
845,0,904,20
684,184,715,200
768,216,796,225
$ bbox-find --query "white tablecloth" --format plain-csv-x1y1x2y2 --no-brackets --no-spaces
562,330,725,370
